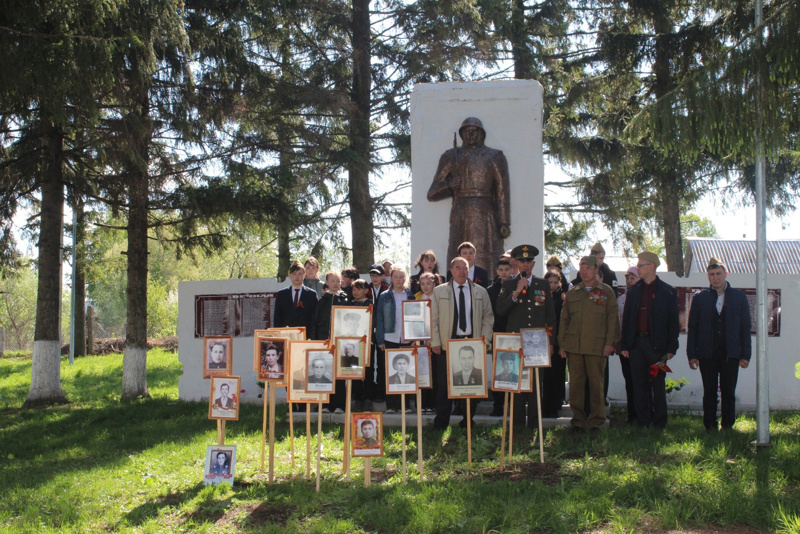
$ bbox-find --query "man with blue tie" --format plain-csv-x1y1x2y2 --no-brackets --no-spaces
273,261,319,329
430,257,494,429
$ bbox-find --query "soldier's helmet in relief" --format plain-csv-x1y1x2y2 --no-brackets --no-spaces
459,117,485,138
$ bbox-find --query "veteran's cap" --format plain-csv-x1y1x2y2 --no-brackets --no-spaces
546,255,562,268
706,257,728,271
637,251,661,268
510,244,540,261
580,255,598,267
590,242,605,254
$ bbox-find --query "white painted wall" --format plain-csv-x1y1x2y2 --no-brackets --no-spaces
178,278,287,404
410,80,545,277
607,272,800,410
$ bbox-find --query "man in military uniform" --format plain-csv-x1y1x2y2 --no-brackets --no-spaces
558,256,620,434
494,352,520,385
428,117,511,276
496,244,556,427
355,419,378,447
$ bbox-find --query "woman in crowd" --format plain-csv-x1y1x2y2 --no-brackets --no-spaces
410,250,445,295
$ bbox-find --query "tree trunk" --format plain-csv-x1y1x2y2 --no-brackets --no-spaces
511,0,533,79
277,220,291,282
25,122,68,407
122,96,151,400
73,199,87,357
652,3,684,275
660,177,684,275
349,0,374,272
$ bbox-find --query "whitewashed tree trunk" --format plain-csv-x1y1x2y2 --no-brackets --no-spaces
122,346,148,398
27,342,67,404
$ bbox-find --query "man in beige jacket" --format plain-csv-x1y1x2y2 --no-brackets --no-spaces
558,256,620,433
431,257,494,428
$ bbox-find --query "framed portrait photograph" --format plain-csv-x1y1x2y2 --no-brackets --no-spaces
265,327,306,341
203,336,233,379
492,350,523,392
519,367,534,393
352,412,383,457
287,340,330,404
493,332,522,352
445,338,488,399
401,300,431,341
330,306,372,363
385,348,418,394
305,349,335,394
208,376,241,420
254,337,289,385
415,345,432,389
334,337,366,380
520,328,551,367
204,445,236,486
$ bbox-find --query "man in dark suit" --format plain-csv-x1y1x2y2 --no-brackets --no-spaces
687,257,751,431
619,251,679,430
496,244,556,427
273,260,319,328
452,345,483,385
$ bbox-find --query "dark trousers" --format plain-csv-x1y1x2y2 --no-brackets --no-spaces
364,341,379,401
421,353,438,410
618,354,637,422
541,347,566,417
628,336,668,429
513,389,541,428
699,356,740,430
433,350,452,428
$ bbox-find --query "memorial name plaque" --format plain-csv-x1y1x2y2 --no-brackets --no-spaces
195,292,277,338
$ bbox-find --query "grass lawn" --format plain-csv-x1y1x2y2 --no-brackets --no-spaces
1,349,799,533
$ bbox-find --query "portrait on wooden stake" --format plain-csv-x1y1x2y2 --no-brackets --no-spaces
203,336,232,378
209,376,240,420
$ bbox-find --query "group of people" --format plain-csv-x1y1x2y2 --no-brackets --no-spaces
272,242,751,434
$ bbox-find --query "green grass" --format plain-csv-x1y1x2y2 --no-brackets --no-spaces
1,350,799,533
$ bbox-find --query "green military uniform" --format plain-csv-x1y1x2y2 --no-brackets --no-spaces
558,272,620,429
495,244,556,427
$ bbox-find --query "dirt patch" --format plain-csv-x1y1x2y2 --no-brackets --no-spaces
482,461,571,485
214,502,296,528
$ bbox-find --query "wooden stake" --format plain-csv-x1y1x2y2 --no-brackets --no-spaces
289,401,295,472
508,392,515,462
268,383,276,484
466,400,472,468
365,457,371,487
535,367,544,463
260,383,268,471
500,391,508,470
401,394,407,483
217,419,225,446
316,399,322,493
344,380,353,479
306,404,312,479
416,389,423,479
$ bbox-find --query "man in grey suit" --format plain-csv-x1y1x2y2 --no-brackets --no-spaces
430,257,494,429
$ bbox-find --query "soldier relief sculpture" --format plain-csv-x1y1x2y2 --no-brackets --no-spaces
427,117,511,274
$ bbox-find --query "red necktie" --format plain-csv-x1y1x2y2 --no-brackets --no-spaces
293,288,299,307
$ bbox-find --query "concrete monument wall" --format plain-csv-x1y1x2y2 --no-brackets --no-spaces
410,80,545,277
178,278,286,404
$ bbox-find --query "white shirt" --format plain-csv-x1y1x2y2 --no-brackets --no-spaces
452,280,472,336
716,289,725,314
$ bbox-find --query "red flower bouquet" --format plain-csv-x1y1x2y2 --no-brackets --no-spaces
649,355,672,377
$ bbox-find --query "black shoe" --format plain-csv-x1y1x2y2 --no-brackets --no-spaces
589,427,602,438
570,426,584,435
